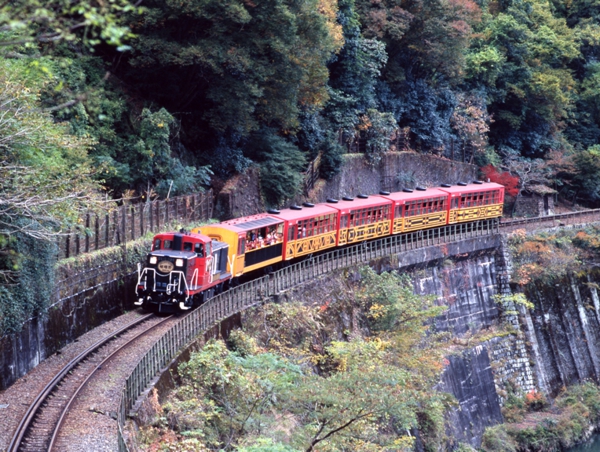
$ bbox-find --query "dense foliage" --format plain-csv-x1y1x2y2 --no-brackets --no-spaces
507,226,600,286
482,383,600,451
137,268,450,451
5,0,600,206
3,0,600,330
0,0,600,205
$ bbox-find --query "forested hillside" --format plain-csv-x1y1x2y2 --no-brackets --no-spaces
1,0,600,330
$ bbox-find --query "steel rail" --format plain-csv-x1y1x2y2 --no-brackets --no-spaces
47,314,175,452
500,208,600,229
7,312,155,452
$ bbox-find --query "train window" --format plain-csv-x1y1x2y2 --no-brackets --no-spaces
304,219,312,237
184,242,193,251
153,239,161,250
395,205,402,217
164,240,173,249
303,220,309,237
491,190,499,203
451,197,459,209
195,243,204,257
340,215,347,228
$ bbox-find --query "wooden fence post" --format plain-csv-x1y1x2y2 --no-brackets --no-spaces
95,214,100,251
85,213,90,253
65,232,71,259
130,205,135,241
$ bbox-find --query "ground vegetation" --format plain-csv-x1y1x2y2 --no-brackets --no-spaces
135,267,452,451
482,383,600,451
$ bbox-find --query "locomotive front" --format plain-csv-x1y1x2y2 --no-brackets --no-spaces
135,230,213,313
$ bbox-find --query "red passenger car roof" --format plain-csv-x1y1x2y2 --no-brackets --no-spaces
324,195,391,214
438,182,504,194
273,204,339,222
380,188,449,203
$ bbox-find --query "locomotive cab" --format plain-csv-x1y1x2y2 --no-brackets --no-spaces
135,230,230,313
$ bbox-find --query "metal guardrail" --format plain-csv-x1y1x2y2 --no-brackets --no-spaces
117,219,499,450
500,208,600,231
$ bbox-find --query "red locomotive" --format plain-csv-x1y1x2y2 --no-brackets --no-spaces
136,181,504,313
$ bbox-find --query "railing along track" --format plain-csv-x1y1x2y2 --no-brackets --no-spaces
8,312,172,452
500,208,600,232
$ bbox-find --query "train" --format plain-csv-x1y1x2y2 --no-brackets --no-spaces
135,181,505,313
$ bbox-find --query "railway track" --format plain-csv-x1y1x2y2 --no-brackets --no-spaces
7,313,174,452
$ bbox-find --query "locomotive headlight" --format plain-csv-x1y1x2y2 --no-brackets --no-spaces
149,256,158,264
175,259,184,267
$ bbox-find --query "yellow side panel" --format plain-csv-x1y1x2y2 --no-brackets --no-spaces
448,204,502,224
193,225,242,276
402,211,448,232
243,255,283,273
340,220,391,245
392,218,404,235
286,231,337,259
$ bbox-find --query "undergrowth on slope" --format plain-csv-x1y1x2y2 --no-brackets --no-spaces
482,383,600,451
136,267,453,451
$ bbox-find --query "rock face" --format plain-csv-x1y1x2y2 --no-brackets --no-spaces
522,271,600,395
316,152,478,202
215,152,479,218
0,266,137,390
440,344,503,446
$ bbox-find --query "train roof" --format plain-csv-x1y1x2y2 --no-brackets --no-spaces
324,195,391,212
215,213,283,233
272,204,339,222
438,181,505,194
154,231,209,242
379,187,449,203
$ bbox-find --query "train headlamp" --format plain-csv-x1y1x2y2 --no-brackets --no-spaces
175,259,184,267
149,256,158,264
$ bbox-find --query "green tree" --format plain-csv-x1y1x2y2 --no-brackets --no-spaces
467,0,579,157
573,145,600,202
118,0,342,137
0,57,105,334
0,0,136,51
171,340,303,449
244,129,307,207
